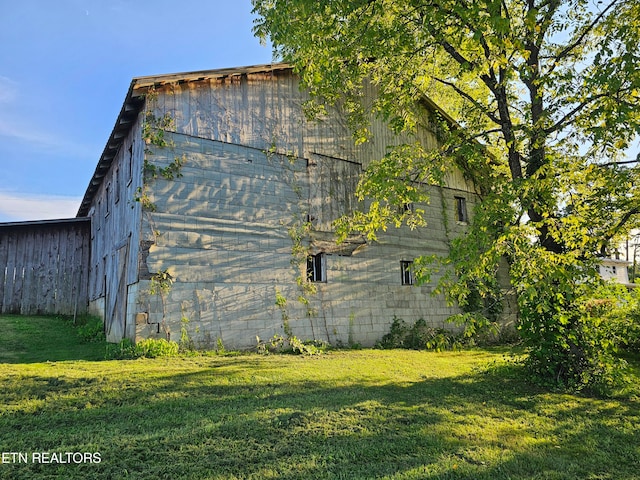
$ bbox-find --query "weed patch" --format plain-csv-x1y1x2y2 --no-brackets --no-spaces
105,338,180,359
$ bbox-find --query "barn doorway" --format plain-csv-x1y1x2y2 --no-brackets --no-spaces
105,240,129,342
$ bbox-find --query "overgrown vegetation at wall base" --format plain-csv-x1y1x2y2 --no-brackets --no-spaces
256,334,330,355
380,289,640,396
378,316,511,352
74,316,106,343
105,338,180,359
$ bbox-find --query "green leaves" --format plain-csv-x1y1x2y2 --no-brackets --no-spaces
335,143,444,241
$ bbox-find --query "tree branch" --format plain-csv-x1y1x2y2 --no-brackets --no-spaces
544,92,612,136
545,0,621,76
431,76,502,125
600,208,640,255
438,39,499,96
599,159,639,167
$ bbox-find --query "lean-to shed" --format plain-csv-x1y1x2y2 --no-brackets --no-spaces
0,218,90,317
77,63,478,349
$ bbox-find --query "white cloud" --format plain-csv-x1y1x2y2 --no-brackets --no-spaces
0,76,18,104
0,117,58,146
0,116,97,159
0,191,81,222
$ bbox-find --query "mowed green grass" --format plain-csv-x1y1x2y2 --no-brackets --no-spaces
0,314,105,363
0,315,639,479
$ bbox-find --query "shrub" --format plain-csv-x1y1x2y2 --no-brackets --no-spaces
75,316,106,343
608,288,640,353
378,317,463,351
134,338,180,358
256,334,328,355
105,338,180,359
379,316,410,348
105,338,137,359
179,316,195,353
518,280,632,394
621,310,640,353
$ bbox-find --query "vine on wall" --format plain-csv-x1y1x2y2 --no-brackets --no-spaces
266,142,319,325
147,268,174,340
135,87,187,339
134,87,185,211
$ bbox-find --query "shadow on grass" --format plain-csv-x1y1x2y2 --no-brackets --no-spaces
1,354,638,479
0,315,106,363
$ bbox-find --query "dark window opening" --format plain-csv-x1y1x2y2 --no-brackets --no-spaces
399,203,414,214
307,253,326,282
455,196,468,223
115,168,120,204
128,144,134,184
105,183,111,217
401,260,414,285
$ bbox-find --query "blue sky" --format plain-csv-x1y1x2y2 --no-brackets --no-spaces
0,0,273,222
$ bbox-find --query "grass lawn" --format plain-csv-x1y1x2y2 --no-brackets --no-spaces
0,315,105,363
0,315,639,479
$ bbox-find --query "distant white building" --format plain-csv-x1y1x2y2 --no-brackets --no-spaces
599,258,634,287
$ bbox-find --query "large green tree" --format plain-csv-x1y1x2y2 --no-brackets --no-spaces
253,0,640,390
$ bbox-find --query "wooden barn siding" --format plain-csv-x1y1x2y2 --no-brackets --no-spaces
149,71,473,192
86,112,145,341
87,115,144,303
0,220,90,316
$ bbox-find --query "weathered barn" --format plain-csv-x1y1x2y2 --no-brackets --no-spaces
72,63,478,349
1,63,480,349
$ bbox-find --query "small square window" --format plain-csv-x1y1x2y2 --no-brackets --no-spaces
307,253,326,282
401,260,414,285
455,196,468,223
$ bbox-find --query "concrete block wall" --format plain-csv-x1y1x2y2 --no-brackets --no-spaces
131,133,476,349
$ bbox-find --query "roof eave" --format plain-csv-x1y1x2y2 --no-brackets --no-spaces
76,80,144,217
0,217,90,230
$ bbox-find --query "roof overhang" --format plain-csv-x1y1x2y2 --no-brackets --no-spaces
601,257,632,267
0,217,90,230
76,81,144,217
132,63,293,90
